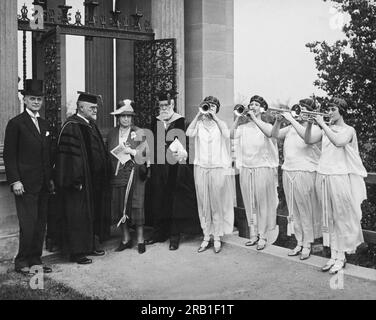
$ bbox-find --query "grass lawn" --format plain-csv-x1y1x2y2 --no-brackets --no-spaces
0,261,96,300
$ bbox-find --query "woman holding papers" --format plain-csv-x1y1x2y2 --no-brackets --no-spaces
231,95,279,251
304,97,366,274
271,98,321,260
186,96,234,254
107,99,150,254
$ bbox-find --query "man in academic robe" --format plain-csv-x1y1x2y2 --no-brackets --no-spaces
55,92,111,264
3,79,54,275
145,92,200,250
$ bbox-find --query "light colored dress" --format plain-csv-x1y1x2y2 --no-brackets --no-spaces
233,121,279,238
316,125,367,253
189,119,234,238
282,126,322,246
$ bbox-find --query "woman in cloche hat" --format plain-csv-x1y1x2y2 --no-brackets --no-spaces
107,99,150,254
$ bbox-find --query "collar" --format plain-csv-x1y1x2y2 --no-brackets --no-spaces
26,108,40,119
76,113,90,124
156,112,183,125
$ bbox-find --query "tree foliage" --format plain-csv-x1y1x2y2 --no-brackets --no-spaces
307,0,376,235
306,0,376,172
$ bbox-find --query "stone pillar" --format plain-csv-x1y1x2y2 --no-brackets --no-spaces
0,0,18,261
151,0,185,115
184,0,234,126
0,0,18,142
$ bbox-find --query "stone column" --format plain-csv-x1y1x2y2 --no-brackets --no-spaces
0,0,18,261
0,0,18,143
151,0,185,115
184,0,234,126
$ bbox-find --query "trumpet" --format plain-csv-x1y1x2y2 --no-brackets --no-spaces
199,101,211,114
295,107,331,124
264,104,300,118
234,104,249,117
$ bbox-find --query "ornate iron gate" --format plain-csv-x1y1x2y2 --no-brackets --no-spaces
134,38,177,129
41,26,62,140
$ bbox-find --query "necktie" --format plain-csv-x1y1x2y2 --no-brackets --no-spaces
31,115,40,133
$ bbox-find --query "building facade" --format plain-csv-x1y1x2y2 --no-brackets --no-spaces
0,0,234,261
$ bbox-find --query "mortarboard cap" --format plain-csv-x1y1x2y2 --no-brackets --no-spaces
77,91,98,104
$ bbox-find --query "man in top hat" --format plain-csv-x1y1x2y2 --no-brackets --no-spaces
146,91,200,250
4,79,54,275
55,92,111,264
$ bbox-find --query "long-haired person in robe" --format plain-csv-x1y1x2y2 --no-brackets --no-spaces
187,96,234,254
304,97,367,274
107,99,150,254
55,92,111,264
271,98,322,260
231,95,279,251
146,92,200,250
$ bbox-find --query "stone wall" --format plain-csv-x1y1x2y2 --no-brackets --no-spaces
184,0,234,126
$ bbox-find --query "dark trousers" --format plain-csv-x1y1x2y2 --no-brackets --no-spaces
152,188,180,241
14,191,49,269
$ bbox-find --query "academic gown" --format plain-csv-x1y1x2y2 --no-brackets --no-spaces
149,115,200,236
55,115,111,255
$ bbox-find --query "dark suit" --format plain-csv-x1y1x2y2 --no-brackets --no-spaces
3,111,53,269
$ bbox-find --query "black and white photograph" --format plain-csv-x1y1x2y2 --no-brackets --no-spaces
0,0,376,306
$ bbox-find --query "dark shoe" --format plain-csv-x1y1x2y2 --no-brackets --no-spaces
138,243,146,254
169,239,179,251
15,266,31,276
145,237,167,245
197,240,212,253
88,249,105,256
70,255,92,264
115,241,132,252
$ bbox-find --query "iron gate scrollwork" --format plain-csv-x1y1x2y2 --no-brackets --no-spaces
42,27,62,140
134,38,177,129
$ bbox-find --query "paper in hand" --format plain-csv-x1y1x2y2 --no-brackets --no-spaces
169,138,186,153
111,143,131,165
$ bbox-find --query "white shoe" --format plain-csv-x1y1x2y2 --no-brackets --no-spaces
288,246,302,256
329,259,346,274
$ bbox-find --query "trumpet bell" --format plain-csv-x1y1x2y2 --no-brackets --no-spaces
234,104,248,117
199,102,211,114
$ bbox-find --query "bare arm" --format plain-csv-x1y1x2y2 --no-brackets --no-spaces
304,121,322,144
316,116,353,147
248,110,273,137
271,116,289,140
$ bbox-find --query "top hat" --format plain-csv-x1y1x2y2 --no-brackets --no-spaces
110,99,136,116
21,79,44,96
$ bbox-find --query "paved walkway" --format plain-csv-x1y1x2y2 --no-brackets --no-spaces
43,233,376,300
